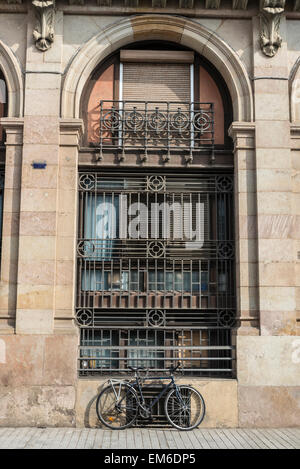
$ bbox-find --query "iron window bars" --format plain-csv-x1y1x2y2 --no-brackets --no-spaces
98,101,215,163
77,173,236,377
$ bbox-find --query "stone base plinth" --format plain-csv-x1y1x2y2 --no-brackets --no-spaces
0,333,78,427
0,385,76,427
237,336,300,427
75,378,239,428
238,385,300,428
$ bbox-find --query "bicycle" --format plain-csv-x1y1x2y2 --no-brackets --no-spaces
96,364,206,431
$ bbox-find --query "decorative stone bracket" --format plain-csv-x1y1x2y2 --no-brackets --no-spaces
27,0,291,57
259,0,286,57
32,0,55,52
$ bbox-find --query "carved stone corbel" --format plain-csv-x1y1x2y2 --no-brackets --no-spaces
32,0,55,52
259,1,286,58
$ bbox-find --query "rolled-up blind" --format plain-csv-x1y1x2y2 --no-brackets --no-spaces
122,63,191,106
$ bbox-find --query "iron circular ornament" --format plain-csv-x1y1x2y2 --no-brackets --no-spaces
147,175,165,192
217,242,234,259
170,110,189,131
77,240,95,257
125,109,145,131
193,111,211,133
148,110,167,131
216,176,233,192
76,309,93,326
79,173,96,190
148,309,165,327
218,310,236,328
147,241,165,258
102,109,121,130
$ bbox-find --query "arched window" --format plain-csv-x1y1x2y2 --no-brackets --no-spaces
78,44,235,378
82,43,233,153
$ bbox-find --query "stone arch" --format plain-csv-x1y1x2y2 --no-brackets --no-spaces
0,40,23,118
61,15,253,123
290,56,300,122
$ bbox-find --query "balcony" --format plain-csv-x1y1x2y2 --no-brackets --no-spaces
98,100,215,163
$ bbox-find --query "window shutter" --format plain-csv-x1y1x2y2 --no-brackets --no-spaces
122,63,191,106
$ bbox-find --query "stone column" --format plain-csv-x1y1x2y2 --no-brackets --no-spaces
291,125,300,335
15,8,63,334
54,119,83,334
0,118,23,334
229,122,259,336
253,16,296,336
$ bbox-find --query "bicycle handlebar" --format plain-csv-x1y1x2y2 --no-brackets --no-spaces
169,363,181,374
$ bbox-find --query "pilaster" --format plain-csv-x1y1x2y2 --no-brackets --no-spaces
229,122,259,336
54,118,83,334
0,118,23,334
253,15,297,336
15,7,63,334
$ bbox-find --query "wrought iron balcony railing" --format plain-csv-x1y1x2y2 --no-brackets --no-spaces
98,100,215,163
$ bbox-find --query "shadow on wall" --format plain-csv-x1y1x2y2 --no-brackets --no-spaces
83,382,106,428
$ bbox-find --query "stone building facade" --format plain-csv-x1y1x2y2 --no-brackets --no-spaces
0,0,299,428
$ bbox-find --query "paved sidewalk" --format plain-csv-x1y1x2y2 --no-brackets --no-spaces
0,427,299,449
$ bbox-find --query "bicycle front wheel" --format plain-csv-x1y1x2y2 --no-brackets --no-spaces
165,385,205,431
96,383,138,430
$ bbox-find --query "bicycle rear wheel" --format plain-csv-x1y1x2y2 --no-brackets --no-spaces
96,383,138,430
165,385,205,430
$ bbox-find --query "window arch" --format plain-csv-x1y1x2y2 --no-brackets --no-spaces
81,42,233,152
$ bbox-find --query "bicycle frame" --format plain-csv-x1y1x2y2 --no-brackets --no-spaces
108,374,185,413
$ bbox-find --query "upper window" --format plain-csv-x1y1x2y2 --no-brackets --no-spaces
82,43,233,162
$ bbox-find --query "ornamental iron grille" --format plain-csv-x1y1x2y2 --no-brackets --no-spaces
77,172,236,377
98,101,215,163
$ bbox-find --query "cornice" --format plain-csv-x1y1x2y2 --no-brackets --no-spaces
0,0,299,10
0,117,24,129
59,118,84,135
1,0,300,16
